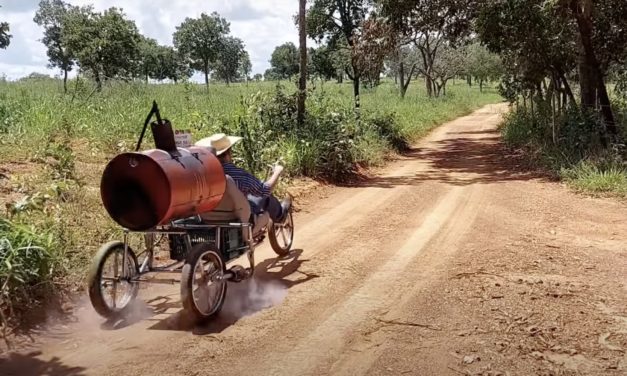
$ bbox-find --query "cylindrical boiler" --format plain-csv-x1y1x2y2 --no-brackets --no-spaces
100,146,226,231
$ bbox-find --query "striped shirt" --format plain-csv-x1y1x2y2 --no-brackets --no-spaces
221,162,271,198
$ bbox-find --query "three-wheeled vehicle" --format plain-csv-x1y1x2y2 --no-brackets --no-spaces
87,102,294,322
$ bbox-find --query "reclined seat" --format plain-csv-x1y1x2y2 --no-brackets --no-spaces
200,175,270,238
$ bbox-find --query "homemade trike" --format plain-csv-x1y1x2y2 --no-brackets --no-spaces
87,177,294,322
86,101,294,322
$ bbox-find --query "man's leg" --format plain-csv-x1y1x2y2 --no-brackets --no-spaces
264,195,284,222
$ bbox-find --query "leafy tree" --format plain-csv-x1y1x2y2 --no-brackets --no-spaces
380,0,475,97
430,44,466,96
240,50,252,82
310,45,337,81
253,73,263,81
34,0,75,92
269,42,299,80
173,12,230,88
465,43,502,92
0,6,10,50
387,43,420,98
136,36,160,82
307,0,369,108
211,36,247,84
63,6,141,90
161,47,193,83
264,68,280,81
477,0,627,137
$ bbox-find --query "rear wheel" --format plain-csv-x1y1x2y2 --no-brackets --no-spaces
180,243,227,323
269,211,294,256
87,241,139,319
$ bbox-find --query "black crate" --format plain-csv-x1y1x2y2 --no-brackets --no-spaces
168,230,216,261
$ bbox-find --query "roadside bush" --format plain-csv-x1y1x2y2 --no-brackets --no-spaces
209,85,404,181
500,104,627,195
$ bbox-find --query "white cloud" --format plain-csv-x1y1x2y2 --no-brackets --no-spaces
0,0,310,80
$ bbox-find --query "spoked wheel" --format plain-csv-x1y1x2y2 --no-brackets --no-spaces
181,243,227,323
269,210,294,256
88,241,139,319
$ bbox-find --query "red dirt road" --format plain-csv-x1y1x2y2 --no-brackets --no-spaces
1,103,626,376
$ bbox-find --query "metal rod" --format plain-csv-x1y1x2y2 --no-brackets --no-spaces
135,100,159,151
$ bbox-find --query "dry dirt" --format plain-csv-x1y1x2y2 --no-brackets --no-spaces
1,103,626,376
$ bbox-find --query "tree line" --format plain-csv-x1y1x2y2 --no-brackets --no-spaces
16,0,252,91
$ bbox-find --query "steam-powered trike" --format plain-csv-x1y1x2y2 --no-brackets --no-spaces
87,102,294,322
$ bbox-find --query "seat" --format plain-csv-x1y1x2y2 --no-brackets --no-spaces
200,176,270,237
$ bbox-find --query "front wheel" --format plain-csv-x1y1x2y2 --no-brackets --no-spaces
87,241,139,319
180,243,227,323
269,211,294,256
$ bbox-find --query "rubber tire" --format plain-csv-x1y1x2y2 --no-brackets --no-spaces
87,241,139,319
269,211,294,257
180,243,227,323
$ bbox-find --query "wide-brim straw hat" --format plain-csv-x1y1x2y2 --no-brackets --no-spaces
195,133,242,156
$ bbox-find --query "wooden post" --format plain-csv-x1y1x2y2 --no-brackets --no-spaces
297,0,307,127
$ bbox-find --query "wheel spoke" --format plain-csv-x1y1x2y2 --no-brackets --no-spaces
279,227,288,246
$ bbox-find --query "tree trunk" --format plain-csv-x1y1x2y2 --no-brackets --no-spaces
297,0,307,128
571,0,617,136
204,60,209,89
479,79,484,93
63,69,68,94
467,75,472,87
353,74,360,119
425,76,434,97
95,72,102,91
399,62,406,98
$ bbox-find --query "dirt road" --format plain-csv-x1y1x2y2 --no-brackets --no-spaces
2,103,626,376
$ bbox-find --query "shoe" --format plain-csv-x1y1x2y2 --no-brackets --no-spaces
278,196,292,223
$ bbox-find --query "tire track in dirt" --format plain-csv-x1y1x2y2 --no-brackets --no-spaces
257,186,468,375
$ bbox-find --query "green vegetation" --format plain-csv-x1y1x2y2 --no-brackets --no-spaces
501,105,627,197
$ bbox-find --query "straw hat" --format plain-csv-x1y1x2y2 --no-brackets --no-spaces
195,133,242,155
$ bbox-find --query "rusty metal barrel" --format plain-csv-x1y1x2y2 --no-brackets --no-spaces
100,146,226,231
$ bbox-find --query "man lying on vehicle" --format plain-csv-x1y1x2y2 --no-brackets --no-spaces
195,133,291,223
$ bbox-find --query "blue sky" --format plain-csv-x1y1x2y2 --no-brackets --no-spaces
0,0,305,80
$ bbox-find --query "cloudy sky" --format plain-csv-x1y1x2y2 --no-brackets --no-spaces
0,0,305,80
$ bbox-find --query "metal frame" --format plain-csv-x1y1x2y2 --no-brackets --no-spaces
121,218,257,285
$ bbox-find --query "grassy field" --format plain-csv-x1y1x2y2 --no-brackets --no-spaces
0,77,502,329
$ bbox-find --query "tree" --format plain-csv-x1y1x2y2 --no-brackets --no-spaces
211,36,247,84
264,68,280,81
270,42,299,80
34,0,75,92
0,6,11,50
240,51,252,82
307,0,369,110
389,43,420,98
136,36,160,82
465,43,502,92
63,6,141,90
173,12,230,88
310,45,337,81
477,0,627,138
253,73,262,81
380,0,475,97
430,44,466,96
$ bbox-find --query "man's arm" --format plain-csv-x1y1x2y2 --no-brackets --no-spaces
224,164,271,197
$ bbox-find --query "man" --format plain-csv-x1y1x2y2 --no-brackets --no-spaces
195,133,291,223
